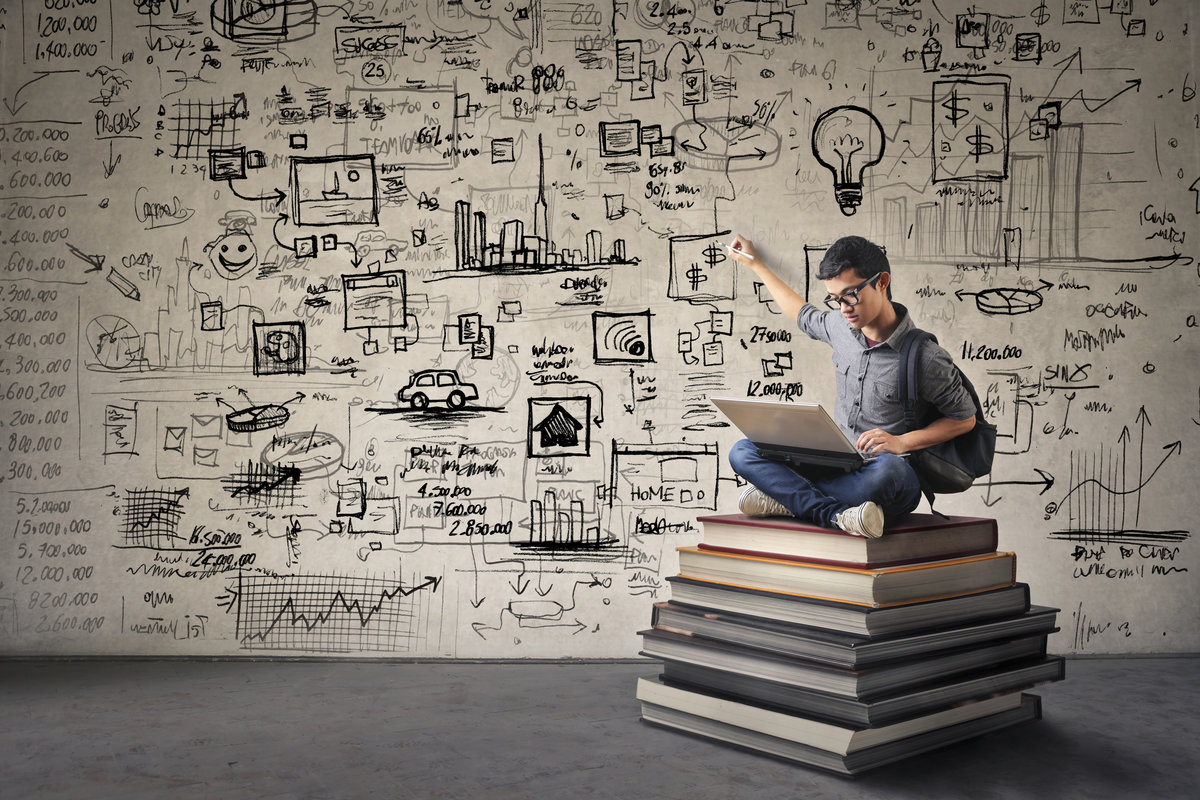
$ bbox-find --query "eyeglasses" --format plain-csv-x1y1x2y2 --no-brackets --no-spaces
823,273,882,310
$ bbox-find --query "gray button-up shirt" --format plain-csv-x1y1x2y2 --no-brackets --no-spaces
797,302,976,439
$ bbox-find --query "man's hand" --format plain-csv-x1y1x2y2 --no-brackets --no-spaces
727,234,760,265
858,416,975,455
727,233,807,320
856,428,908,455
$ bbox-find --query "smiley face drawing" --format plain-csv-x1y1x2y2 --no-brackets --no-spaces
209,231,259,280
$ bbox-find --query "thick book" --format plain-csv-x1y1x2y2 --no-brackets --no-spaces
640,692,1043,776
665,577,1032,637
660,655,1065,727
638,626,1050,700
636,676,1027,756
651,601,1060,668
676,547,1016,608
696,512,998,568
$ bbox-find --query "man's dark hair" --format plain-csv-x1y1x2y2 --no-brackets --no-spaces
817,236,892,298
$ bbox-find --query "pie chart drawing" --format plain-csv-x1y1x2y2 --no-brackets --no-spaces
226,404,290,433
259,430,344,478
86,315,142,369
972,288,1044,315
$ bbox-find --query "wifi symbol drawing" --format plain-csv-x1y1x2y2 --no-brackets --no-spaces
593,311,654,364
606,319,646,356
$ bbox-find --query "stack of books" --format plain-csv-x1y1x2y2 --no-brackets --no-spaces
636,512,1063,775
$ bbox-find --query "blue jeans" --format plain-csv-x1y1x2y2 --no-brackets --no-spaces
728,439,922,528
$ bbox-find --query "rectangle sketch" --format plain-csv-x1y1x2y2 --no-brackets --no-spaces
932,77,1009,183
290,155,379,225
343,271,408,331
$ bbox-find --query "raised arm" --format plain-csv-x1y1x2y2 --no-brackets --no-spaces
727,234,808,322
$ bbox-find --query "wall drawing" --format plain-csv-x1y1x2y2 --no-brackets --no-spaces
0,0,1196,658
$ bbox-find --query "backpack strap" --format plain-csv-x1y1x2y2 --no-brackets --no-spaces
898,329,934,434
897,329,944,516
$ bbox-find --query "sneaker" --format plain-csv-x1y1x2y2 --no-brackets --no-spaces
738,486,793,518
833,501,885,538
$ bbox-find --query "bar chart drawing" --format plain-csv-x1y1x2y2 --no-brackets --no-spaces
516,490,617,551
883,76,1103,263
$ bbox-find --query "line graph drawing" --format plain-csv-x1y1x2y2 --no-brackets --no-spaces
229,571,442,653
118,488,190,549
1045,408,1187,545
220,462,302,507
170,94,248,160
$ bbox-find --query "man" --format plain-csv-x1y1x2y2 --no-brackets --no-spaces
725,234,976,538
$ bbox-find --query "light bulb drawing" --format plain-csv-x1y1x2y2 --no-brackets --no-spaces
811,105,887,216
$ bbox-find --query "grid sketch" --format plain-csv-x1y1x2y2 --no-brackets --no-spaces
221,462,302,508
120,488,190,549
234,572,441,653
171,94,248,160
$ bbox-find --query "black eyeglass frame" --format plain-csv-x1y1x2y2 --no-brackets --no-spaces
822,273,883,310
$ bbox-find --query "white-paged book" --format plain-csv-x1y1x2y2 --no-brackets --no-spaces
636,676,1027,755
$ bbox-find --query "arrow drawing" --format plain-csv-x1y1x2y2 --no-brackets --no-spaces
102,141,122,178
979,468,1055,507
339,240,364,268
226,465,302,500
3,71,78,117
227,178,285,205
468,541,486,609
272,214,298,252
1043,50,1141,114
66,241,106,273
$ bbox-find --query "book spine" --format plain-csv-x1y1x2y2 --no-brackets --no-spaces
679,546,1015,577
695,542,1002,569
673,574,1018,610
696,543,875,570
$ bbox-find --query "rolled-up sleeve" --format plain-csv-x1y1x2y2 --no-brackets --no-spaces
796,304,834,344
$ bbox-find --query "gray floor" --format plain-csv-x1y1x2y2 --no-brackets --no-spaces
1,657,1197,799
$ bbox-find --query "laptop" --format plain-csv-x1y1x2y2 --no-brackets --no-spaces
710,397,877,472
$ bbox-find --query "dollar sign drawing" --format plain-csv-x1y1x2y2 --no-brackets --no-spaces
941,89,968,128
691,244,726,290
1032,4,1050,26
966,124,994,163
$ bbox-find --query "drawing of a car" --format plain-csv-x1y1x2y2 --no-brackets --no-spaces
398,369,479,410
